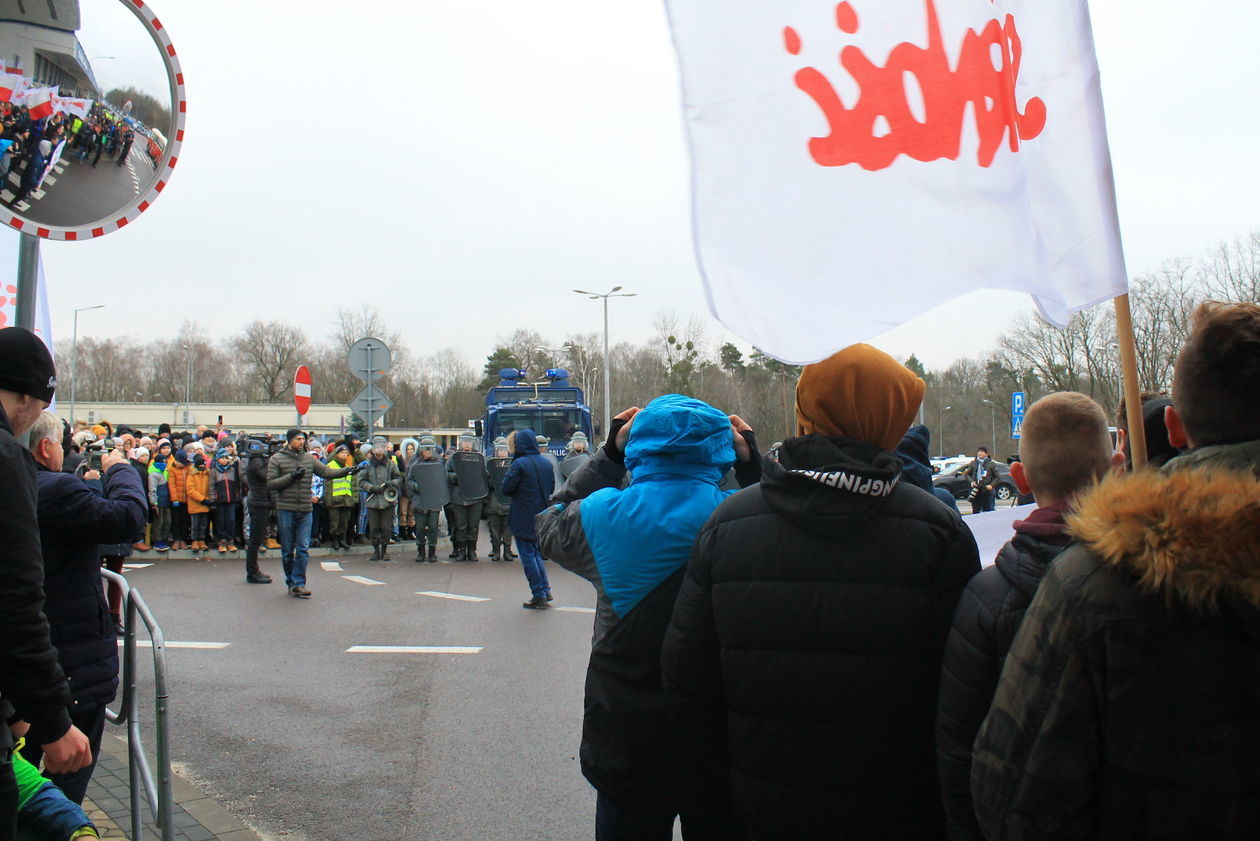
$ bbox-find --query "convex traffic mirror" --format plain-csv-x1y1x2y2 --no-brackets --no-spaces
0,0,185,239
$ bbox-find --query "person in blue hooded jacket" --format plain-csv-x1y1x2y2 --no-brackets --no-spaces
500,429,556,608
536,395,761,841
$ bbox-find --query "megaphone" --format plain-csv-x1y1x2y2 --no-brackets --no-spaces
383,484,400,504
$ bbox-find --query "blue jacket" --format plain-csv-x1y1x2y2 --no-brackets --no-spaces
500,429,554,540
35,462,146,719
536,394,750,812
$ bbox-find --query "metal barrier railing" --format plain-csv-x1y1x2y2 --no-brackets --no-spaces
100,569,173,841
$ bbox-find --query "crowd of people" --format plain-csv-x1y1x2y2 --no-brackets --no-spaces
0,298,1258,840
0,100,138,209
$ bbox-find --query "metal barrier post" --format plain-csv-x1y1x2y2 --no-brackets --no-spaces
101,569,174,841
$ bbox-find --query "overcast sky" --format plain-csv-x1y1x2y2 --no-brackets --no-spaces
36,0,1260,372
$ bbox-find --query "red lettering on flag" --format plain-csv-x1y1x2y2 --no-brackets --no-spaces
784,0,1046,170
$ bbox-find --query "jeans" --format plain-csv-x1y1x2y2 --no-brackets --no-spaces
515,537,551,599
276,509,313,587
594,792,747,841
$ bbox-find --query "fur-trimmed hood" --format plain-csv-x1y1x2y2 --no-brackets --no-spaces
1066,446,1260,611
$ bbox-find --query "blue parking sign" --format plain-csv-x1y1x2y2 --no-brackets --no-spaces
1011,391,1026,417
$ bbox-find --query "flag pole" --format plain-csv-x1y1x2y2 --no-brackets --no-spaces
1113,294,1147,468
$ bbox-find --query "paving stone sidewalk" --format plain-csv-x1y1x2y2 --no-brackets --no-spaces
84,733,266,841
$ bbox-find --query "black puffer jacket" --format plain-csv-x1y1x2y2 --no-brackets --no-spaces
244,455,272,509
35,462,146,724
0,403,71,740
662,434,980,841
936,505,1072,841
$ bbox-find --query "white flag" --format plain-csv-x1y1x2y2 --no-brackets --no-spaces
666,0,1128,363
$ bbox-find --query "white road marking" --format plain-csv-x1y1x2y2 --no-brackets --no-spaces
342,575,384,586
416,591,490,603
346,645,482,654
555,606,596,614
122,563,152,570
321,561,344,572
118,641,231,649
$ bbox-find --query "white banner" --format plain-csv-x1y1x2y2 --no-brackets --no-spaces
52,95,92,119
667,0,1128,363
0,229,56,383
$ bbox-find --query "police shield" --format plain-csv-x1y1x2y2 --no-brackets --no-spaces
408,460,450,509
451,451,489,500
487,457,512,504
560,451,591,480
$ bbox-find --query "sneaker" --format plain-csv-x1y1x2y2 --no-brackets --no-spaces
522,597,550,610
246,573,273,584
289,585,312,598
154,541,170,552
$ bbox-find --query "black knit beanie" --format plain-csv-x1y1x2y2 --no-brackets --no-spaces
0,327,56,402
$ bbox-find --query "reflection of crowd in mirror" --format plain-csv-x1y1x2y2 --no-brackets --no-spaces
0,102,138,210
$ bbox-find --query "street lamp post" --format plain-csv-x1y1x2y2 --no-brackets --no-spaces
982,399,997,455
938,405,952,458
70,304,106,428
573,287,636,441
181,344,192,426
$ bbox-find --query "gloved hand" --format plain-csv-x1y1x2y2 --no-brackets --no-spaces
603,407,642,465
290,468,306,481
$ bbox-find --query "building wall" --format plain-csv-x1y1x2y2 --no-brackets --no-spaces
54,401,472,448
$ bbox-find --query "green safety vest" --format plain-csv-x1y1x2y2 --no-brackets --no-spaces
331,474,354,497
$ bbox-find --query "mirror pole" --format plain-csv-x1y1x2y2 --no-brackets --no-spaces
14,232,39,331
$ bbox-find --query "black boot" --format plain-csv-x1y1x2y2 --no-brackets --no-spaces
415,545,426,562
448,542,463,560
488,545,500,562
467,544,479,562
246,563,272,584
427,544,437,562
379,542,390,561
370,543,382,561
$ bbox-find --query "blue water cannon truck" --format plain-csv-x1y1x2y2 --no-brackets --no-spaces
480,368,594,456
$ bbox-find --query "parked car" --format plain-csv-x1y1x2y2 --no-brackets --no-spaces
932,460,1018,502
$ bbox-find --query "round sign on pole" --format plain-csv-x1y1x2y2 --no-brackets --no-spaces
346,337,392,383
294,365,312,416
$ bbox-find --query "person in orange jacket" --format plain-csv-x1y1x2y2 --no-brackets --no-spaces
185,453,213,558
165,449,192,550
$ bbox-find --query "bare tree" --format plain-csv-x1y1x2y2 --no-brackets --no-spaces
232,321,309,402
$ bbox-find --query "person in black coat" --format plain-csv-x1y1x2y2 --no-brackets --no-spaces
242,438,274,583
662,344,980,841
936,393,1116,840
22,411,146,804
0,329,92,840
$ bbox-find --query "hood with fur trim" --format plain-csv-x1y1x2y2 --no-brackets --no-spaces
1066,454,1260,612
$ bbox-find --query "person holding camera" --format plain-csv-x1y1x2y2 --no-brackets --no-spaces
960,446,1000,513
266,429,354,598
24,411,146,804
242,436,275,584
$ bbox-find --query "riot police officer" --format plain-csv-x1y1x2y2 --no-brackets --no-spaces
405,436,448,562
446,433,489,561
485,437,516,562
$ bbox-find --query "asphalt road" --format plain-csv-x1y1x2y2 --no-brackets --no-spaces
119,534,607,841
17,141,154,227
